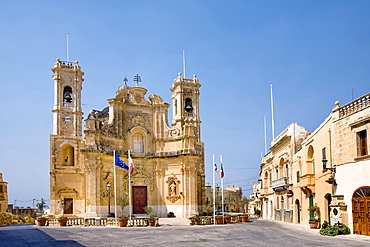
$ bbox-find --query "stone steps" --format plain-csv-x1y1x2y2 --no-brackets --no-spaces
158,218,190,226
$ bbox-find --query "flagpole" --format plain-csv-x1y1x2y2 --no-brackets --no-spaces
213,154,215,225
128,150,132,223
114,150,117,222
221,155,224,220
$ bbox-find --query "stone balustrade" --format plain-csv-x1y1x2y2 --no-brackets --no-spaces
338,93,370,119
44,217,158,227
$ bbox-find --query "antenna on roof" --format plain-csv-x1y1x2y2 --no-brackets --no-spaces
182,49,186,78
66,33,69,62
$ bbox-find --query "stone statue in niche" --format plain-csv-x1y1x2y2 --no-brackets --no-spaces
169,182,176,196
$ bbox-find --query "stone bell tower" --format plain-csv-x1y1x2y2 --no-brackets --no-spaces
170,73,205,214
49,58,85,216
170,73,201,144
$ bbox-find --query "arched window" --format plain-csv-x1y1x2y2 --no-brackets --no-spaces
307,146,315,174
184,98,193,112
174,99,177,115
133,133,144,153
279,158,284,178
61,145,74,166
63,86,73,103
264,172,268,189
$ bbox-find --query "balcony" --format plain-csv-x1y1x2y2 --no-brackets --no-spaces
299,174,315,195
272,177,290,192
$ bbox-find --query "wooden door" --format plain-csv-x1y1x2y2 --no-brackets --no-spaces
352,187,370,236
63,198,73,214
133,186,147,214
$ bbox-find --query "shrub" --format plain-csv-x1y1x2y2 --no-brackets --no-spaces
319,221,351,236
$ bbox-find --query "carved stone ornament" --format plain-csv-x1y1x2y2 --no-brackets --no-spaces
134,93,142,103
170,128,180,137
166,195,181,203
132,116,144,126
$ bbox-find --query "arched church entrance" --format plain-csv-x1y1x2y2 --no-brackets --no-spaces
352,186,370,236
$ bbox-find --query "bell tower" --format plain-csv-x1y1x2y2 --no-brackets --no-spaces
170,73,201,138
51,58,84,136
49,58,85,216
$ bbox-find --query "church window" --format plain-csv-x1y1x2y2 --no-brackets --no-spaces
61,145,74,166
63,86,73,103
133,133,144,153
357,130,367,156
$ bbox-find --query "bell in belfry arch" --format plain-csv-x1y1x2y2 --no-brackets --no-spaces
184,98,193,112
64,92,72,103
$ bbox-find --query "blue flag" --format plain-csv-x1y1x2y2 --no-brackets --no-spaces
115,154,129,170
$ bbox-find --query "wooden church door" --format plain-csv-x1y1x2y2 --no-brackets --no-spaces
133,186,147,214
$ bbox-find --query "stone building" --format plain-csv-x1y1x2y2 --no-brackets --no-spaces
204,183,242,213
49,59,205,218
258,92,370,236
0,173,8,213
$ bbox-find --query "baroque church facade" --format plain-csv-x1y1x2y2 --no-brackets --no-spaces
49,58,205,218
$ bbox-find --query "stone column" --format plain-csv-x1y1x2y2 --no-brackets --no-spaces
85,162,102,217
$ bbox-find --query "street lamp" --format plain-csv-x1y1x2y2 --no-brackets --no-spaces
322,159,336,172
106,183,112,217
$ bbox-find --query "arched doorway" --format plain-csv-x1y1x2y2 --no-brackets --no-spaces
324,194,332,224
352,186,370,236
295,199,300,223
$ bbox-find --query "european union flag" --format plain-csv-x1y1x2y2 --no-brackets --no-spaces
115,154,129,170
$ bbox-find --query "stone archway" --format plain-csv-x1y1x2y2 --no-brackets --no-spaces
352,186,370,236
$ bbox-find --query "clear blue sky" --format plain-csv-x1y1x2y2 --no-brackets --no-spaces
1,1,370,208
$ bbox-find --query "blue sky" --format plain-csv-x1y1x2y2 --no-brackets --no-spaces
1,1,370,208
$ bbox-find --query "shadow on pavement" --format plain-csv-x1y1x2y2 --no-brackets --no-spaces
0,224,84,247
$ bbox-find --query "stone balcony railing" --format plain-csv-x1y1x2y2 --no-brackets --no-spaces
338,93,370,119
272,177,290,192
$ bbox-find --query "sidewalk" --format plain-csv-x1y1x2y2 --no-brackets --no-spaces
267,219,370,243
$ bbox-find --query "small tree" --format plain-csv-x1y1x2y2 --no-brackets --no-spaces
117,193,129,215
144,206,153,215
36,198,49,213
58,199,72,218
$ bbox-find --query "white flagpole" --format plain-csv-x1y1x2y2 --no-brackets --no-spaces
270,84,275,140
114,150,117,222
221,155,224,220
128,150,132,223
183,49,186,78
213,154,215,225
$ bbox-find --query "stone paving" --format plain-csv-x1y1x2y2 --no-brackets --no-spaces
1,219,370,246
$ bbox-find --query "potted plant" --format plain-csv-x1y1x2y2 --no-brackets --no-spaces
325,176,336,185
148,215,156,227
240,214,249,223
117,216,129,227
36,216,47,226
308,205,320,229
57,199,72,226
215,215,223,225
191,215,201,225
223,214,232,224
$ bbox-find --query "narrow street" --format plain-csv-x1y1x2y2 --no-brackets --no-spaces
1,220,370,246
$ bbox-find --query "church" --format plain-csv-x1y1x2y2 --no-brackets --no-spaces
49,58,205,218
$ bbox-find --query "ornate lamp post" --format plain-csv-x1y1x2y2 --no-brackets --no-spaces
106,183,112,217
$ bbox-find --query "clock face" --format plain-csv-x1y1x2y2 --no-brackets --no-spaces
62,114,73,124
